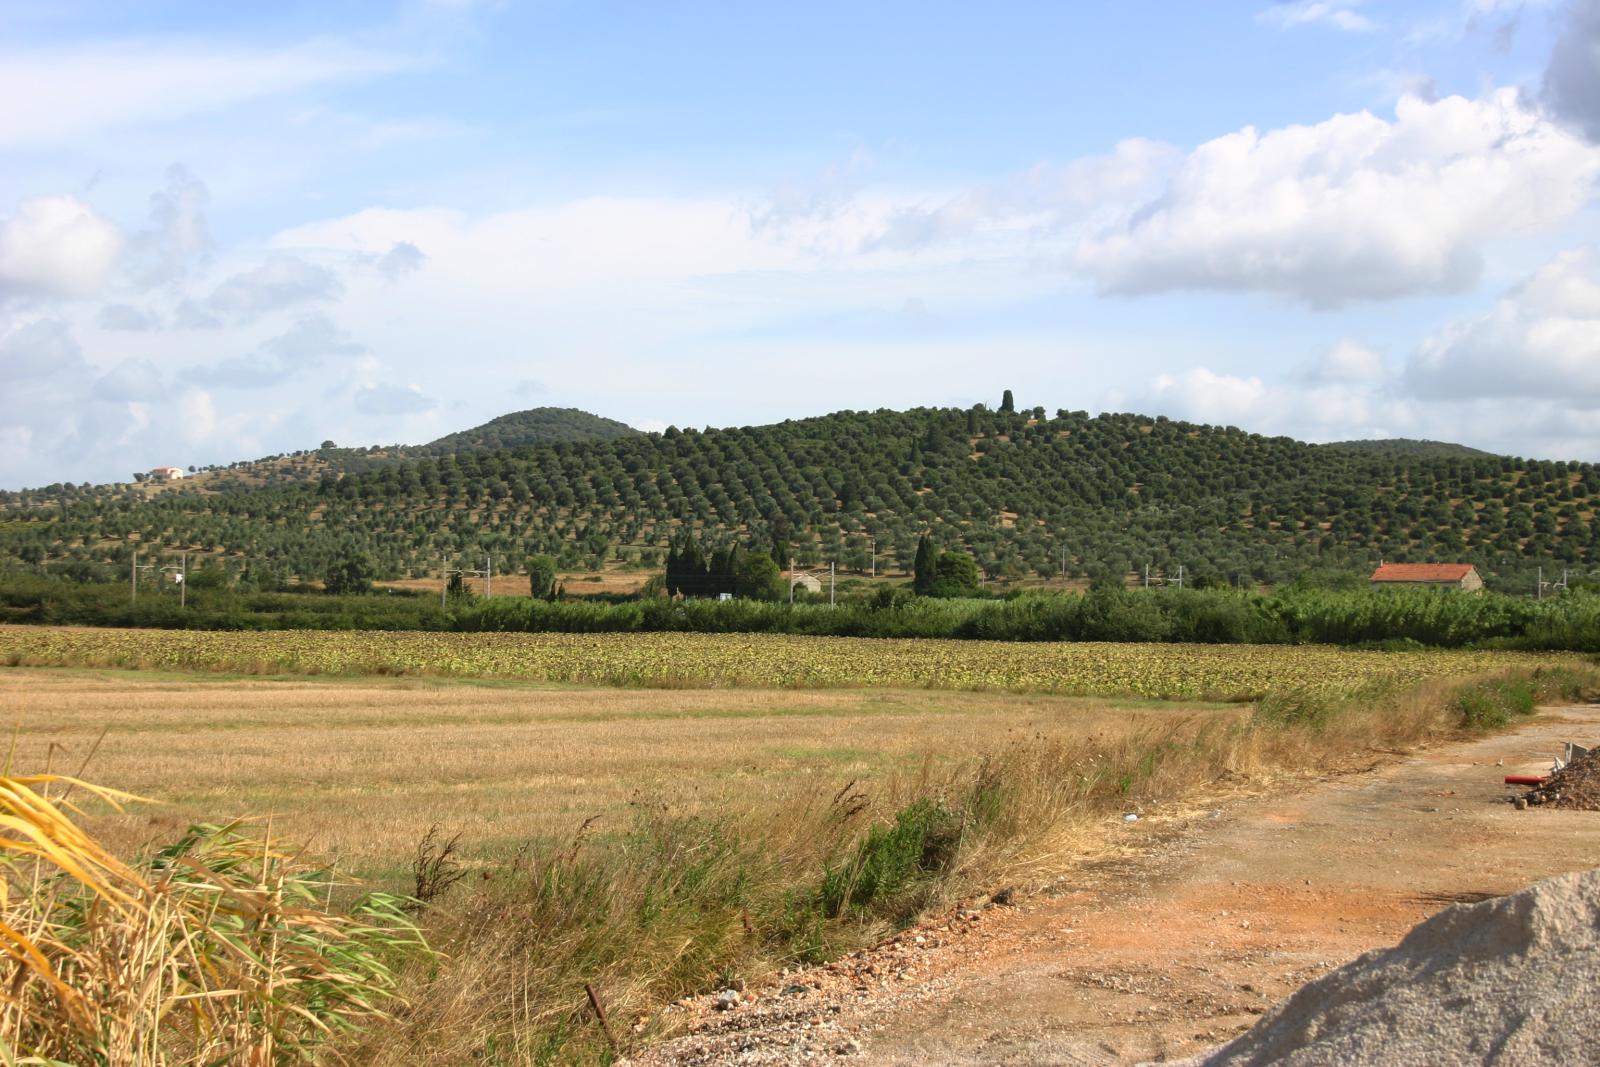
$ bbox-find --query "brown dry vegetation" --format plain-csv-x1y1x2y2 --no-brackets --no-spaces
2,659,1596,1065
0,668,1235,877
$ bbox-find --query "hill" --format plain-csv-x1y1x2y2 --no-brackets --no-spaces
415,407,640,456
0,403,1594,593
53,407,641,498
1322,438,1495,459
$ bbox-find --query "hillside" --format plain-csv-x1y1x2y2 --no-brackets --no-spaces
416,408,639,455
0,404,1594,593
40,407,642,498
1323,438,1495,459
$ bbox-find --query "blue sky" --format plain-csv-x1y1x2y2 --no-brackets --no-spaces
1,0,1598,487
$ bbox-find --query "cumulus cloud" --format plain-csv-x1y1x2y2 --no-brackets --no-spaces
128,165,213,289
0,319,90,382
1543,0,1600,142
1143,360,1414,445
354,382,434,415
865,139,1178,254
1407,246,1600,406
194,314,366,389
1076,91,1600,307
204,255,343,320
375,241,426,280
1258,1,1376,32
0,196,123,300
1311,339,1387,382
96,303,160,332
1136,252,1600,458
90,358,168,403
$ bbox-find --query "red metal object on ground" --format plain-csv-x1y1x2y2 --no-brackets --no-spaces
1504,775,1549,786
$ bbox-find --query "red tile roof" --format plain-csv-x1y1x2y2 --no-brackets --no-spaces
1370,563,1476,583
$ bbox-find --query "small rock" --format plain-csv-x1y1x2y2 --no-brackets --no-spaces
1514,797,1529,810
1123,813,1140,822
782,983,811,996
990,887,1016,906
713,989,741,1011
834,1038,862,1055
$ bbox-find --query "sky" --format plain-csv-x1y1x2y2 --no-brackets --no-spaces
1,0,1599,488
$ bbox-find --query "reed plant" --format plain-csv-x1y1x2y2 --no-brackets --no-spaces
0,775,429,1065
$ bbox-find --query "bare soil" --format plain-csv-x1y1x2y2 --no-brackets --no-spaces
628,704,1600,1066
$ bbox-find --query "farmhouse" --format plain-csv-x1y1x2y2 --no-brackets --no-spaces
789,573,822,594
1369,563,1484,592
149,466,186,481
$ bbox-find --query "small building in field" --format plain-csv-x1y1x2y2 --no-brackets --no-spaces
150,466,185,481
789,573,822,594
1369,563,1484,592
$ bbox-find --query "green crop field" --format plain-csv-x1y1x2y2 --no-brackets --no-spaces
0,624,1570,700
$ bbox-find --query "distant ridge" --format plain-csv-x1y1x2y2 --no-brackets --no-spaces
1321,438,1495,459
2,404,1592,594
415,407,640,456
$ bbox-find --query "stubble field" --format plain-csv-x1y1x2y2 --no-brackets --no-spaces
0,667,1239,880
2,626,1592,1065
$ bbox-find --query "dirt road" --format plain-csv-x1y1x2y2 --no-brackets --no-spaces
629,705,1600,1066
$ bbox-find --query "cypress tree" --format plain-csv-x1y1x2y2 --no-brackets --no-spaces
1000,389,1015,413
913,534,937,596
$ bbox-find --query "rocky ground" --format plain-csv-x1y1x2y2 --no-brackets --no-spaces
1517,743,1600,810
621,704,1600,1067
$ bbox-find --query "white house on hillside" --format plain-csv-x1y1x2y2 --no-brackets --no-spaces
150,466,185,481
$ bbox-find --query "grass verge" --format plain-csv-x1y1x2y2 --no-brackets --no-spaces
350,662,1600,1065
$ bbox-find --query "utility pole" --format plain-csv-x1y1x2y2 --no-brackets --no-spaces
179,551,187,609
789,556,795,605
1538,566,1543,600
869,537,876,579
829,561,835,608
1143,563,1149,589
131,548,138,605
441,559,449,610
485,555,492,598
1176,564,1184,589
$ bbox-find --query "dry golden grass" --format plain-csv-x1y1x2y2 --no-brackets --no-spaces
6,660,1595,1065
0,667,1236,880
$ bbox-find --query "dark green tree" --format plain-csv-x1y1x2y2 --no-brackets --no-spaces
1000,389,1015,414
324,550,375,595
929,551,982,597
912,534,937,596
526,554,557,599
733,551,785,600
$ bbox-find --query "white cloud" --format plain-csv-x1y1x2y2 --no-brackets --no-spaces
195,314,366,390
90,358,168,403
97,304,160,331
204,255,343,320
1313,339,1387,382
0,196,123,299
1136,253,1600,458
128,165,213,288
0,319,89,381
1408,246,1600,406
0,38,410,147
1258,1,1376,32
1076,91,1600,307
1543,0,1600,142
354,382,434,415
863,139,1178,254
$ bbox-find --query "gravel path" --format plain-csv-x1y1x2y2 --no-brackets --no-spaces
622,704,1600,1067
